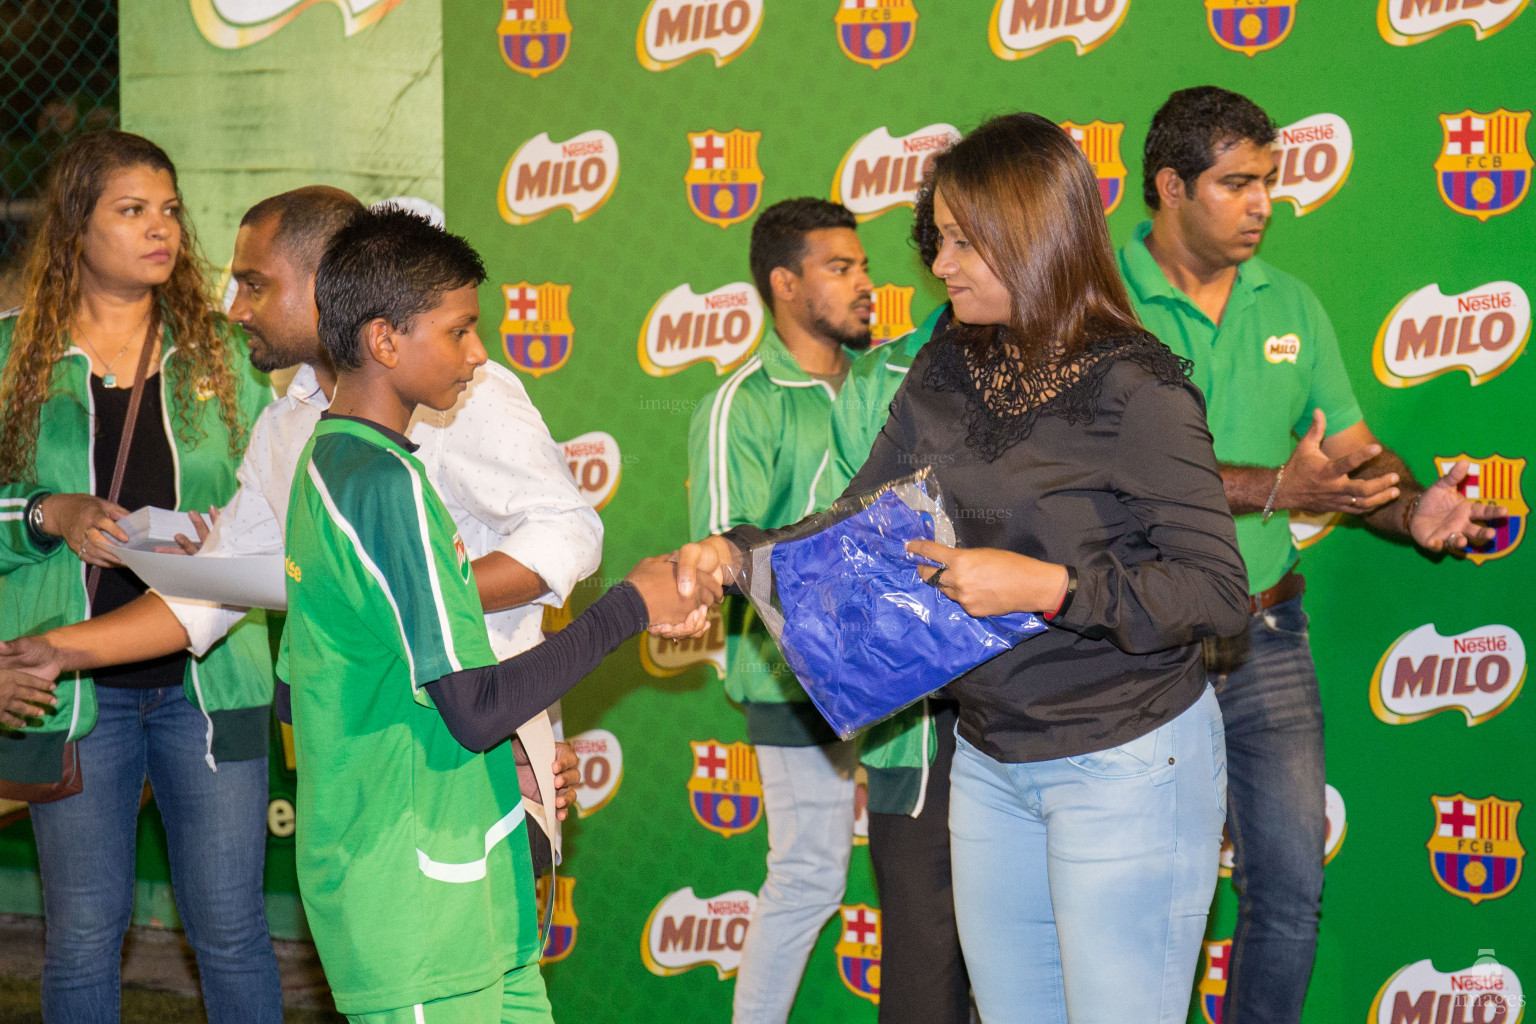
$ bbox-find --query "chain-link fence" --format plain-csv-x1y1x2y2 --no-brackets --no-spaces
0,1,119,302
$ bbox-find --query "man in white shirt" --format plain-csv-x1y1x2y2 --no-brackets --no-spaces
0,187,601,864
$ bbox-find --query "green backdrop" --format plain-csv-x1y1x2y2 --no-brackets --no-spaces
446,4,1534,1019
4,2,1531,1022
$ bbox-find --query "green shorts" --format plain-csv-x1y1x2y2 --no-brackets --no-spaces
345,965,553,1024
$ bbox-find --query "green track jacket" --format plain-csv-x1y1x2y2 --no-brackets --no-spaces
0,313,275,783
687,330,862,747
826,305,947,815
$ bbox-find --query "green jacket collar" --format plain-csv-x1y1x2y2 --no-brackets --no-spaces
756,328,858,394
903,303,948,358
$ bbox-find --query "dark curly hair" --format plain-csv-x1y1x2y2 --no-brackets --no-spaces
1142,86,1277,209
0,131,247,484
910,177,940,270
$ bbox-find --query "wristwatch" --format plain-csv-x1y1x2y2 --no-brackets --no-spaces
25,492,59,550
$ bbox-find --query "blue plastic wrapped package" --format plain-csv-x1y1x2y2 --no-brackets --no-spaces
738,472,1046,739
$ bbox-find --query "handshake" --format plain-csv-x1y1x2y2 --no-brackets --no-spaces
0,534,751,730
625,535,743,640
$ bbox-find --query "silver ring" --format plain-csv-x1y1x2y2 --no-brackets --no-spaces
1349,495,1357,506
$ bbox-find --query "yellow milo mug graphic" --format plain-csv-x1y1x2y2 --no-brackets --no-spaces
190,0,403,50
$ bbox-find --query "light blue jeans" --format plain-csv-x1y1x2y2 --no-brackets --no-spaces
29,684,281,1024
949,685,1226,1024
731,739,857,1024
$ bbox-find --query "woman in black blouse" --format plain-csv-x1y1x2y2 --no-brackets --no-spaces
669,114,1249,1023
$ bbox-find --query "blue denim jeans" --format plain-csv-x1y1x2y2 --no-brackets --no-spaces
1203,594,1325,1024
731,739,856,1024
949,685,1226,1024
29,684,281,1024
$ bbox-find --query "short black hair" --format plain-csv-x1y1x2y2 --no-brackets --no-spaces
748,198,857,314
241,186,366,278
1142,86,1278,209
314,205,486,370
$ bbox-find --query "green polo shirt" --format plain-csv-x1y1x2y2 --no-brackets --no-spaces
1119,221,1363,594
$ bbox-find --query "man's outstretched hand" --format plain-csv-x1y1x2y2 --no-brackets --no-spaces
647,536,739,639
0,636,62,729
0,635,65,683
1411,459,1508,553
625,555,723,633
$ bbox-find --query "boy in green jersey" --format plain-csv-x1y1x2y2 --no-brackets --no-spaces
280,207,708,1022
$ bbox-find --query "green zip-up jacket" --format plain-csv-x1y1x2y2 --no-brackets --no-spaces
0,313,276,784
687,330,858,747
826,305,947,815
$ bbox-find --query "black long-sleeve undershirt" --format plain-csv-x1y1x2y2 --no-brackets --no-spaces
275,582,648,752
425,581,648,752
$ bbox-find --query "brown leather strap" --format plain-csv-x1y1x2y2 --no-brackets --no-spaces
1247,570,1305,615
85,307,161,605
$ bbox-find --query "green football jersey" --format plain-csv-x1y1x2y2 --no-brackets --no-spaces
279,416,539,1014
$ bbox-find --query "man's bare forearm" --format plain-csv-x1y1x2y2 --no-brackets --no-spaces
472,552,550,613
1220,464,1281,516
1354,447,1421,537
44,594,192,672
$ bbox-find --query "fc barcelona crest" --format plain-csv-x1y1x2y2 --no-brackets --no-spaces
685,130,764,229
687,740,763,838
502,282,573,378
870,284,916,346
835,904,881,1004
1432,454,1527,565
1427,794,1524,904
1205,0,1297,56
1059,120,1128,215
835,0,918,70
498,0,571,78
1198,939,1231,1024
535,875,579,963
1436,109,1533,221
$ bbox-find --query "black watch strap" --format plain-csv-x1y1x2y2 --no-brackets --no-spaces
1053,565,1079,620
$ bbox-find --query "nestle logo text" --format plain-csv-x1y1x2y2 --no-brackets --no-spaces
1281,124,1334,146
1458,292,1513,313
704,291,751,310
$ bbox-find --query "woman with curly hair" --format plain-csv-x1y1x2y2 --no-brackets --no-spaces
0,131,280,1023
670,113,1251,1024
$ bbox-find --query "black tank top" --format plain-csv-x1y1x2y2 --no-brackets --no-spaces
88,373,190,690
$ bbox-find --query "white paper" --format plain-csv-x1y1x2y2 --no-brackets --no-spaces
114,546,288,611
116,507,199,549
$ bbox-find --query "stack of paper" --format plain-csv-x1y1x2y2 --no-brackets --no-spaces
109,506,288,611
115,507,199,550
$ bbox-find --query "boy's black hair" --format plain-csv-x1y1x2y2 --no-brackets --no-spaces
315,205,486,370
748,197,857,314
1142,86,1278,209
241,186,366,279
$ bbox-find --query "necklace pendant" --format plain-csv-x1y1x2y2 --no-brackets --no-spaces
102,373,117,388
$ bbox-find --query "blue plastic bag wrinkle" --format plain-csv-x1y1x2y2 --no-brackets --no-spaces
767,487,1046,739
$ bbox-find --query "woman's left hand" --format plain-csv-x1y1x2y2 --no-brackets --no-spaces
906,540,1069,618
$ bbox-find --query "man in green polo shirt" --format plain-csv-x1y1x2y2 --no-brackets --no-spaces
1120,86,1505,1024
686,197,873,1024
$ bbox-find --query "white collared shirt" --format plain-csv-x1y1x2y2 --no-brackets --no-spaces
174,361,603,665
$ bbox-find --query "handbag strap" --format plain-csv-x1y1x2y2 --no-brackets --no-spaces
85,307,162,605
